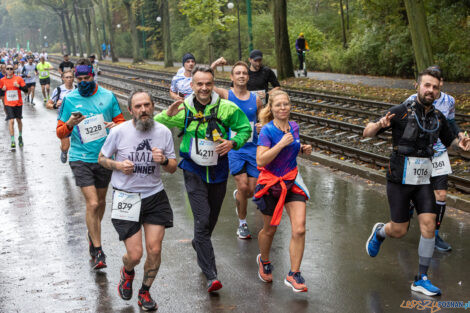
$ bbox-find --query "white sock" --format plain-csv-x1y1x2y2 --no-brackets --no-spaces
239,219,247,226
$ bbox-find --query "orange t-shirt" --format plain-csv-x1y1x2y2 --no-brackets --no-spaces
0,76,26,107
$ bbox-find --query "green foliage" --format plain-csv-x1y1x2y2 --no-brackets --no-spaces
178,0,236,33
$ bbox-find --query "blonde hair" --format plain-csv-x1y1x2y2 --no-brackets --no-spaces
258,90,290,125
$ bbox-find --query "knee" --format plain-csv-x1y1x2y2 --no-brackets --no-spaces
292,226,306,239
86,200,99,212
261,226,277,238
420,218,436,234
434,190,446,201
128,248,143,264
146,244,162,258
389,224,408,238
98,198,106,208
238,184,250,197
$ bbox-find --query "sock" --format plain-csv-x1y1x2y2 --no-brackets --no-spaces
19,132,22,137
95,246,103,253
125,268,134,275
140,284,150,292
377,225,387,240
11,136,15,142
239,219,247,226
435,201,446,231
418,235,435,276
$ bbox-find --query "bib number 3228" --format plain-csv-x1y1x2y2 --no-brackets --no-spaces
77,114,107,144
111,190,142,222
402,157,432,185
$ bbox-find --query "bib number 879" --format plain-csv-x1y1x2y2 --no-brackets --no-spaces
85,124,102,135
118,202,133,210
413,168,428,176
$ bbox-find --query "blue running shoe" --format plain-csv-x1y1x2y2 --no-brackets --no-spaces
366,222,385,257
411,274,441,296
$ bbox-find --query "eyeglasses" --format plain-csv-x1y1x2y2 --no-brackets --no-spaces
6,68,13,70
63,76,73,79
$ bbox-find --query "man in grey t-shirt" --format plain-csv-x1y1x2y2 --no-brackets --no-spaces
99,90,177,311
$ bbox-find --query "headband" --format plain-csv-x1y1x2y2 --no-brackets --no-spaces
75,65,94,77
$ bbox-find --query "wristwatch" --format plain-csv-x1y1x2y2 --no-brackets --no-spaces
160,157,169,166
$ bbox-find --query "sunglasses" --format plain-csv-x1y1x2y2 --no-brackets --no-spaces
6,68,13,70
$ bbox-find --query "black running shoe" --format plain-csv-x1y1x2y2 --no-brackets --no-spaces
118,266,134,300
138,289,157,311
18,136,23,147
92,250,107,270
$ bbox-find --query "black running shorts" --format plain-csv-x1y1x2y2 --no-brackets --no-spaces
5,105,22,120
431,174,448,191
39,77,50,85
26,82,36,88
112,189,173,241
69,160,112,188
386,181,436,223
257,189,306,216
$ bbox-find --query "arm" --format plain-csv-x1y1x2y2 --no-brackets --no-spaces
98,152,135,174
154,100,186,129
210,57,227,71
213,86,229,100
169,90,183,101
256,133,293,167
363,111,395,137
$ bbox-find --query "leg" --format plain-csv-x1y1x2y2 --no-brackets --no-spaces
285,201,306,272
142,224,165,288
96,186,109,222
234,173,250,220
41,84,46,98
258,214,278,261
46,84,50,98
123,229,144,271
8,119,14,136
81,185,103,247
16,118,22,133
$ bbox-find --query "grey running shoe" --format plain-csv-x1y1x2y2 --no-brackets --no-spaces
60,151,68,163
435,234,451,252
237,223,252,239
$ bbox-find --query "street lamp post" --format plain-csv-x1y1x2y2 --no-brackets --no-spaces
228,1,242,60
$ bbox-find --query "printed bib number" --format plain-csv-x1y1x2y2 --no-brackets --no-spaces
40,71,48,77
190,138,218,166
431,151,452,177
63,67,71,72
230,121,254,143
77,114,107,144
111,190,141,222
402,157,432,185
6,90,18,101
294,172,310,199
253,90,266,103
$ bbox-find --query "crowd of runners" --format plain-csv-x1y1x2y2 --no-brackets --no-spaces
1,42,469,311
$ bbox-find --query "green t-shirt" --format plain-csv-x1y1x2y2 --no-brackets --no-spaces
36,62,52,79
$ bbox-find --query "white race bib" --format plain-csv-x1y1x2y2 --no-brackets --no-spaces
402,157,432,185
77,114,107,144
230,121,254,143
63,67,71,72
294,172,310,199
111,190,141,222
190,138,218,166
6,90,18,101
431,151,452,177
40,71,48,77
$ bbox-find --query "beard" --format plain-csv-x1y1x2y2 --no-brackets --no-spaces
418,92,435,107
134,114,155,132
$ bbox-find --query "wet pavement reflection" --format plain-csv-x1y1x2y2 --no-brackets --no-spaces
0,80,469,313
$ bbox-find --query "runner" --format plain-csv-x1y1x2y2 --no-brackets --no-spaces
0,64,28,148
213,61,263,239
58,54,74,75
39,50,48,60
36,56,53,104
22,56,38,105
295,32,309,76
246,49,280,104
47,70,76,163
406,65,467,252
99,90,177,311
155,66,252,292
364,68,470,296
56,58,126,269
253,90,312,293
88,55,100,82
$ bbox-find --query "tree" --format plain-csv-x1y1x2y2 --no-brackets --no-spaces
160,0,173,67
72,0,84,56
89,5,103,60
272,0,294,79
404,0,433,73
339,0,347,48
123,0,143,63
94,0,118,61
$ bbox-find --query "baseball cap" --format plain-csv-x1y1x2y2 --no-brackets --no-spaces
249,50,263,61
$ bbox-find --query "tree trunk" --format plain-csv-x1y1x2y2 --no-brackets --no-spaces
59,12,71,55
161,0,173,67
105,0,119,62
89,6,103,60
404,0,433,73
123,0,143,63
339,0,347,48
272,0,294,80
72,0,84,57
79,9,92,57
65,12,77,56
346,0,349,31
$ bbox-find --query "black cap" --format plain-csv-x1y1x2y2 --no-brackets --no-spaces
182,53,195,65
63,54,69,57
89,54,96,59
249,49,263,60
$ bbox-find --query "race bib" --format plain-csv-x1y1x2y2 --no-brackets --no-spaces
230,121,254,143
253,90,266,99
40,71,48,77
190,138,218,166
294,172,310,199
77,114,107,144
111,190,141,222
6,90,18,101
63,67,71,72
402,157,432,185
431,151,452,177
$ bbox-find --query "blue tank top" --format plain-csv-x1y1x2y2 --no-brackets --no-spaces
228,89,258,153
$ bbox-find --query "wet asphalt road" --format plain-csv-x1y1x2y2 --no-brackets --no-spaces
0,80,469,313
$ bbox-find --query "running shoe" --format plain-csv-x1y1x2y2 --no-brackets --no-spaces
87,232,95,257
411,274,441,296
118,266,134,300
43,98,47,104
435,233,452,252
207,279,223,292
92,249,107,269
18,136,23,147
256,254,273,283
284,271,308,292
237,223,252,239
60,151,68,163
138,289,157,311
366,222,385,257
11,141,16,149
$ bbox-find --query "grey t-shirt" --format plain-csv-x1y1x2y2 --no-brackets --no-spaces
22,63,37,84
101,120,176,198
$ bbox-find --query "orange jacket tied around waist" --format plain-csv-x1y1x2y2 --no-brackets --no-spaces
254,167,307,226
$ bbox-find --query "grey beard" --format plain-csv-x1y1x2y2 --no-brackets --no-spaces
134,117,155,131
